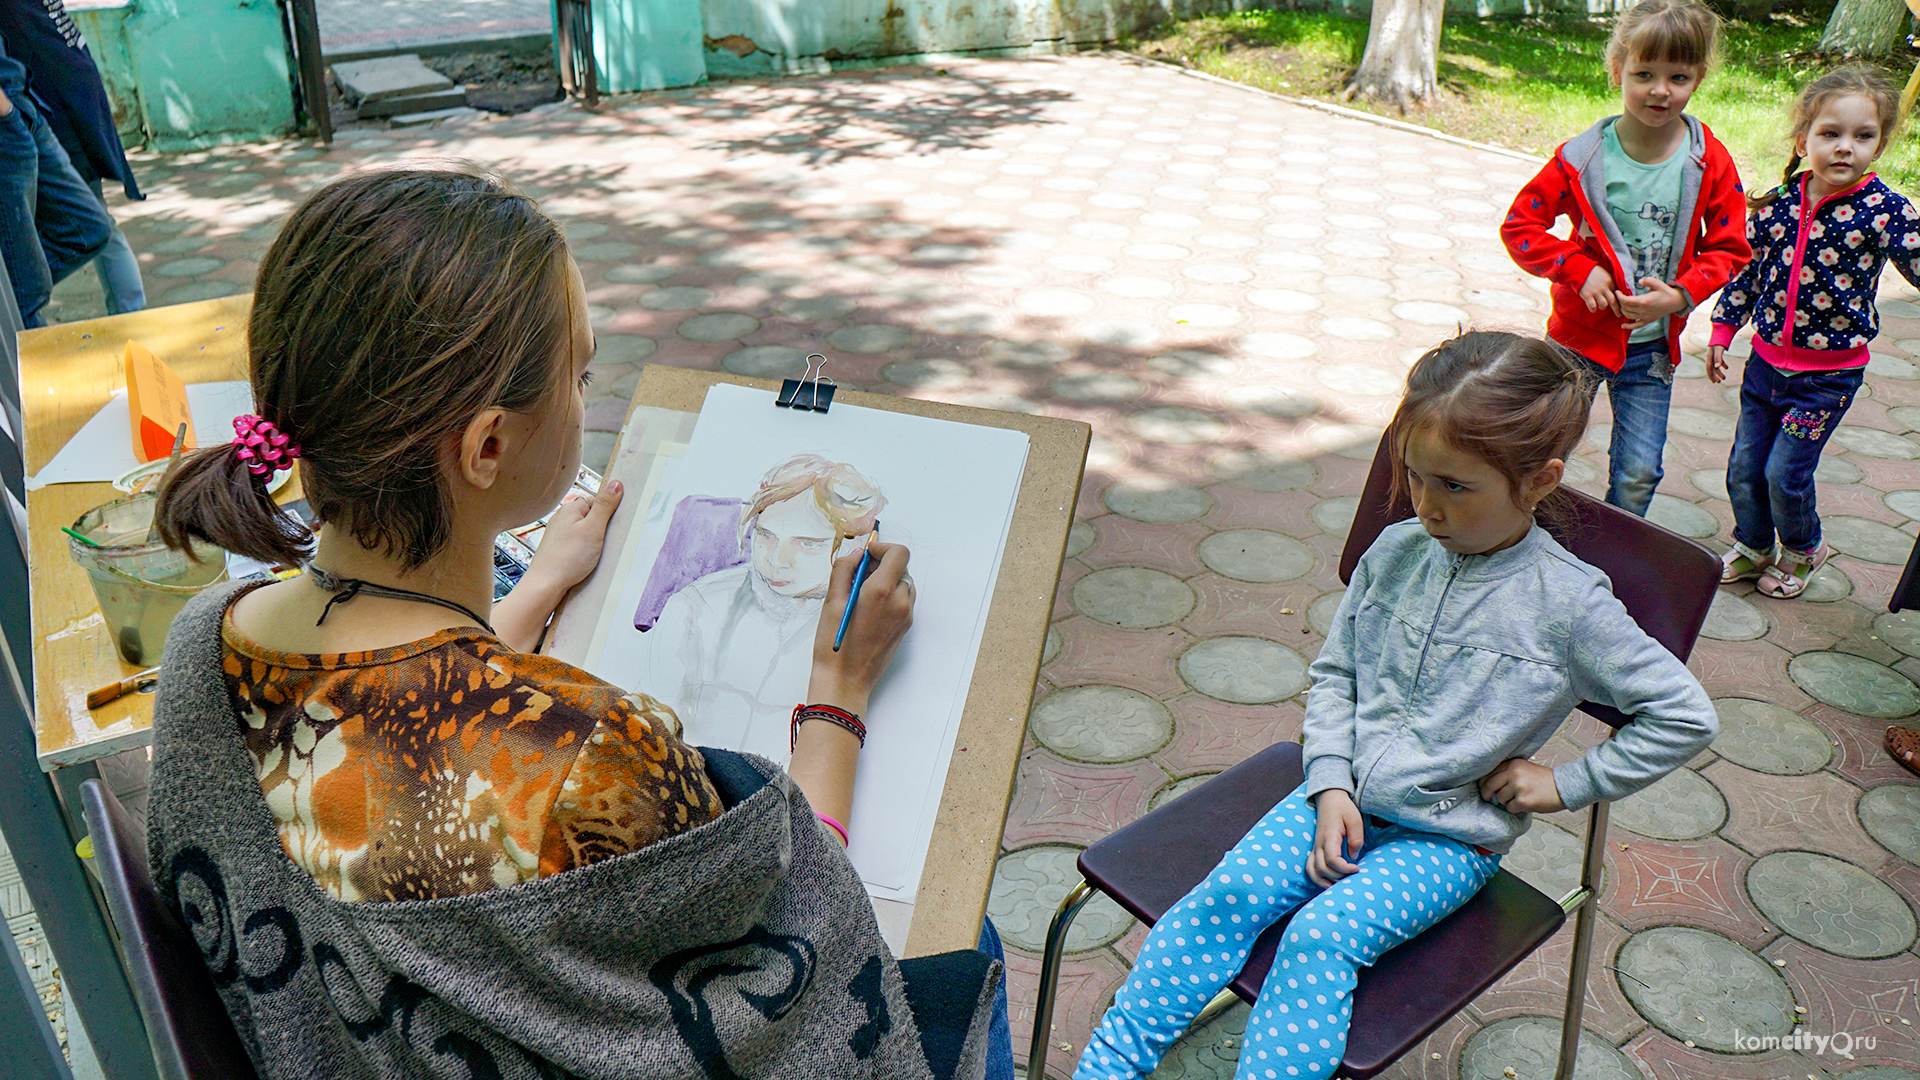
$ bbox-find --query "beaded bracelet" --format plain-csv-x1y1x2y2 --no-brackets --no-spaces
791,702,867,752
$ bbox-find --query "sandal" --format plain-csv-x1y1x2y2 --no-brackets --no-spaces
1720,545,1774,584
1888,725,1920,779
1757,542,1829,599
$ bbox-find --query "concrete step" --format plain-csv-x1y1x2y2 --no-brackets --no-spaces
357,86,469,118
389,106,485,128
330,54,454,104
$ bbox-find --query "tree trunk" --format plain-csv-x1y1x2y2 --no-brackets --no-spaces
1345,0,1445,110
1819,0,1910,57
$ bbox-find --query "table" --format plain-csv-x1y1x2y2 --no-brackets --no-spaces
24,295,261,770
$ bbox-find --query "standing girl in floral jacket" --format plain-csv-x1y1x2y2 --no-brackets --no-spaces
1709,68,1920,598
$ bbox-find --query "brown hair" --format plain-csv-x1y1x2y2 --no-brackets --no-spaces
1387,331,1596,520
1605,0,1721,84
156,164,572,569
740,453,886,560
1749,66,1900,210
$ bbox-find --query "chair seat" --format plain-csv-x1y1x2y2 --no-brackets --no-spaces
1077,743,1566,1080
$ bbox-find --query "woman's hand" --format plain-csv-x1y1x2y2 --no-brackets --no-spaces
807,542,913,715
1478,758,1565,814
491,481,621,651
523,480,623,593
1307,789,1365,887
1707,345,1728,384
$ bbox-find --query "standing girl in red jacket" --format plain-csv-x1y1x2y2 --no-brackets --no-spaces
1709,69,1920,598
1501,0,1750,516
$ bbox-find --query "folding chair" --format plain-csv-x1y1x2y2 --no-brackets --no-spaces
1026,436,1718,1079
79,780,259,1080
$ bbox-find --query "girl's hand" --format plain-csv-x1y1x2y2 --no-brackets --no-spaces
1707,345,1728,384
523,480,623,592
1478,758,1565,814
1307,789,1366,887
1617,277,1687,329
1579,267,1619,315
808,542,914,716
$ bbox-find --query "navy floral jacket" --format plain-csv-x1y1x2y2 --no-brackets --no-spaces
1711,173,1920,371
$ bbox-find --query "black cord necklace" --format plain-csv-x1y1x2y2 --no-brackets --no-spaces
308,566,495,635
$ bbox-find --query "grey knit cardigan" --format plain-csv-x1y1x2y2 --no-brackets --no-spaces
147,580,996,1079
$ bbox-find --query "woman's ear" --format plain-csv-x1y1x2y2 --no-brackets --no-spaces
1525,458,1566,510
456,407,509,490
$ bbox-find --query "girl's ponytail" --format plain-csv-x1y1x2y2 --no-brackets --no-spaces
155,437,313,568
1748,151,1801,211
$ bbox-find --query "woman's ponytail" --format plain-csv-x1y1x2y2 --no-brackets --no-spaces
154,441,313,568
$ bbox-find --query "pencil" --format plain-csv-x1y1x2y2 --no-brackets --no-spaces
832,547,875,652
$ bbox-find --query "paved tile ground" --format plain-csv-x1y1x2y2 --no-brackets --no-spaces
33,53,1920,1079
315,0,547,53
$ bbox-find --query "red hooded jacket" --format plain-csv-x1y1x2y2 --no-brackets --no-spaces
1501,116,1750,372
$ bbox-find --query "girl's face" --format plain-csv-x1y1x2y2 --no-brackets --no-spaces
1616,53,1702,134
1798,93,1886,198
750,494,839,598
1403,426,1556,556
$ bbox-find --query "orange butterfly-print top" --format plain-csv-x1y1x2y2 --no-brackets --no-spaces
221,618,722,902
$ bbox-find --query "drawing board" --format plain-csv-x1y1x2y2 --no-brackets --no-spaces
574,383,1029,903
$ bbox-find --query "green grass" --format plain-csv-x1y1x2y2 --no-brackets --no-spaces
1121,10,1920,194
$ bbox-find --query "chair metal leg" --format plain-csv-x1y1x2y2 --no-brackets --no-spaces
1556,799,1610,1080
1027,879,1094,1080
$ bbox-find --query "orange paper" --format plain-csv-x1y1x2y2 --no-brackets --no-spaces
124,341,194,463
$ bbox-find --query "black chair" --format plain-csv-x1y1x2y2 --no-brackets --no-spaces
79,780,259,1080
1026,436,1718,1079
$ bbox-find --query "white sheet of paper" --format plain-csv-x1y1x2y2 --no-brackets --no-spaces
583,383,1029,901
26,381,255,490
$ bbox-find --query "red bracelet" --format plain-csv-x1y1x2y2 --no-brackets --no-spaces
791,703,866,751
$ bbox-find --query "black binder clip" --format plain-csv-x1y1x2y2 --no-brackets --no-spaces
776,353,836,413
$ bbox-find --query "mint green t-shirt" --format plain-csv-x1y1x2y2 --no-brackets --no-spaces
1601,123,1685,343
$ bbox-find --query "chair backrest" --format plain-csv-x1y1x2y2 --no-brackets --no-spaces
78,780,259,1080
1338,436,1718,729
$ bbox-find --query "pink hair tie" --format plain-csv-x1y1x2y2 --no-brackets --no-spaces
231,414,301,479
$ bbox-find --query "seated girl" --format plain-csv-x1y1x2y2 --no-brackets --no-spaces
1074,331,1718,1080
151,164,1005,1080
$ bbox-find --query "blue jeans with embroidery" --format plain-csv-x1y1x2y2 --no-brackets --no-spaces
1728,359,1865,556
1073,786,1501,1080
1580,338,1673,516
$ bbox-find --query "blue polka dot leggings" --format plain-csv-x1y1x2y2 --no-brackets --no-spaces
1073,785,1501,1080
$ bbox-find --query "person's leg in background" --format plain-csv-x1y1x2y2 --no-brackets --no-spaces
0,96,53,327
1598,338,1675,516
977,918,1014,1080
84,177,142,315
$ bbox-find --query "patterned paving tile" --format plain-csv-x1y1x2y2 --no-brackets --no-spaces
1685,638,1811,711
1602,835,1770,948
1078,519,1214,577
1747,851,1917,959
1002,750,1166,848
1461,1017,1643,1080
1006,945,1129,1078
1707,760,1884,870
1619,1031,1831,1080
1617,926,1795,1050
1153,695,1303,777
1468,912,1644,1045
1764,938,1920,1069
1811,706,1920,790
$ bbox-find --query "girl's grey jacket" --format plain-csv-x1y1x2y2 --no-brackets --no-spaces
1302,521,1717,854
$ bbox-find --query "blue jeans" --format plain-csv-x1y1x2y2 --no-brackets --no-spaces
1581,339,1673,516
86,179,145,316
0,97,112,328
1728,359,1864,555
979,917,1015,1080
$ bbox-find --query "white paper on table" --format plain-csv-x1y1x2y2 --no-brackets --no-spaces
582,383,1029,902
26,381,255,490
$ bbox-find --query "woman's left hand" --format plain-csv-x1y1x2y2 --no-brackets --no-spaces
523,480,623,591
1478,758,1565,814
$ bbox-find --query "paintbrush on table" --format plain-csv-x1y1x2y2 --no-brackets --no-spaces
87,666,161,709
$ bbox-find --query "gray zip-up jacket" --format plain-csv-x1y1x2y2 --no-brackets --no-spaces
1302,521,1717,854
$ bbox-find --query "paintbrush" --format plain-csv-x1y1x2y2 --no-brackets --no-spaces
87,666,161,709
